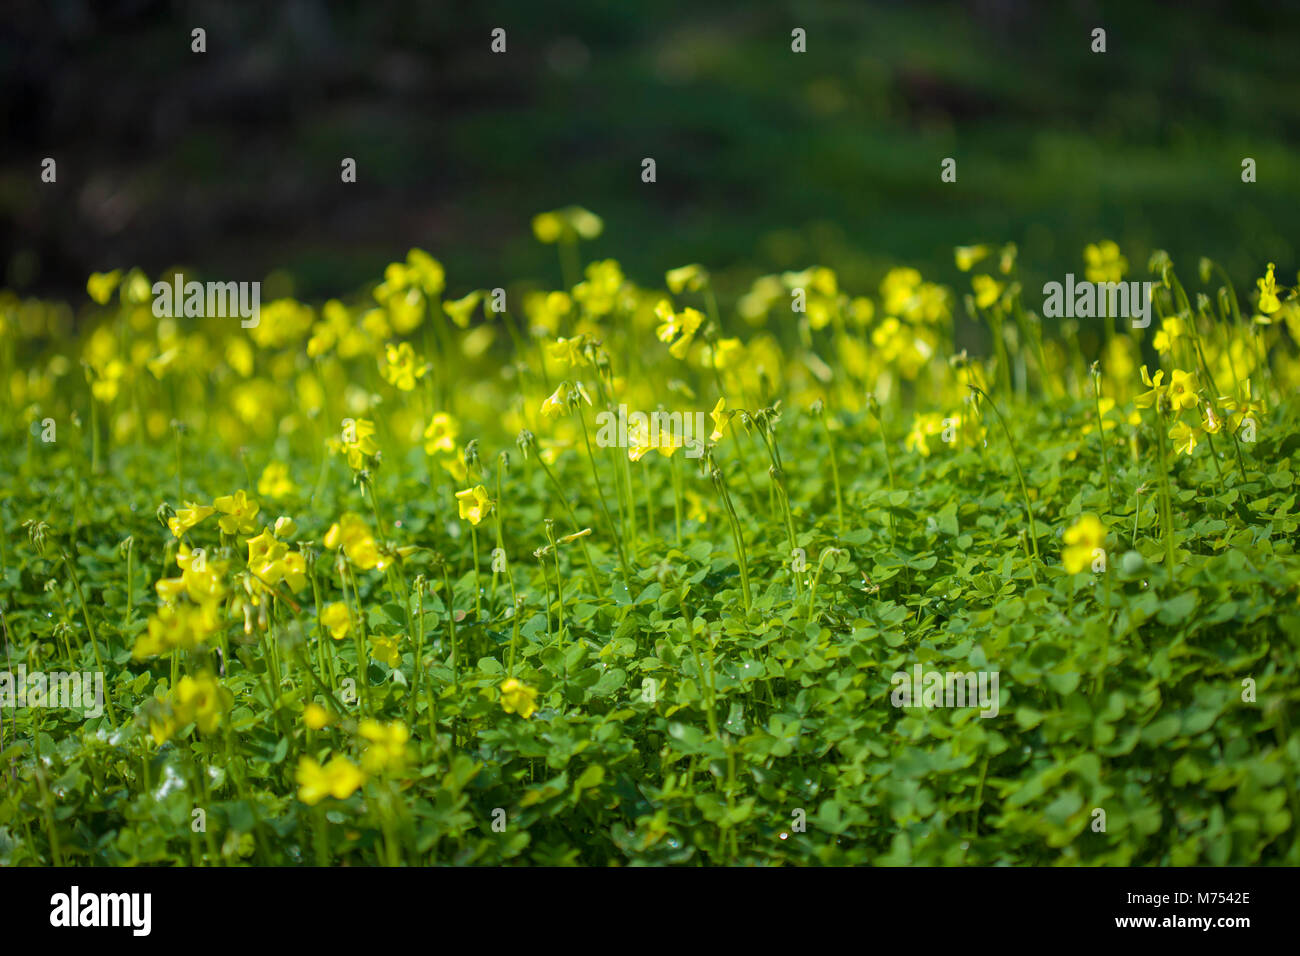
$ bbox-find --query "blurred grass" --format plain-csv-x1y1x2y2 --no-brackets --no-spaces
2,0,1297,304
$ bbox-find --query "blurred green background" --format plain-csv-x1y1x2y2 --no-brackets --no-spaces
2,0,1297,306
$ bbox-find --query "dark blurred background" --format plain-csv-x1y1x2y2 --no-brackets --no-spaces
2,0,1298,304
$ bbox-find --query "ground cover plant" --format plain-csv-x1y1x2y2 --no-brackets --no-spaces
1,219,1297,865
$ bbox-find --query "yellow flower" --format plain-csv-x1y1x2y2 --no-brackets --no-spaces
248,299,313,349
246,528,278,568
655,301,703,360
167,502,215,538
574,259,625,316
1134,365,1165,409
296,755,365,805
168,569,216,608
257,462,296,499
1062,514,1106,574
710,337,744,370
88,359,126,403
370,635,401,668
811,267,838,297
539,381,589,419
214,490,260,535
500,677,539,718
627,419,683,461
155,577,186,604
359,719,410,774
303,703,330,730
532,211,565,243
540,383,569,419
846,296,875,328
547,336,588,369
373,266,425,332
307,301,345,358
441,455,468,483
133,603,218,659
999,242,1018,275
665,264,708,294
334,418,379,470
405,248,446,297
1084,240,1127,284
278,551,308,593
1151,317,1184,354
1169,420,1199,456
880,267,921,315
954,245,990,272
1257,262,1281,314
709,397,735,442
443,291,484,329
148,672,230,741
423,412,458,455
148,709,179,746
1218,379,1265,435
523,290,572,334
531,206,603,244
904,412,946,457
172,672,230,735
320,601,351,640
244,527,308,595
362,306,393,342
971,274,1003,309
1203,403,1223,435
86,270,122,305
381,341,426,391
1166,368,1198,411
174,544,228,610
872,316,906,357
324,512,387,571
627,419,653,461
455,484,493,525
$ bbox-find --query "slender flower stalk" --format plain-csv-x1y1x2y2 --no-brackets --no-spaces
438,556,458,691
1152,400,1179,575
27,525,117,728
969,386,1039,560
708,451,752,614
543,520,565,646
867,397,898,550
700,285,730,400
806,548,845,625
670,450,685,545
531,447,601,596
1094,559,1114,696
813,400,845,535
752,411,802,594
469,523,481,619
409,575,426,728
338,558,370,715
576,406,631,585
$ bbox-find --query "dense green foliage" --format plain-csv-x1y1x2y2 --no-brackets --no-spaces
0,232,1297,865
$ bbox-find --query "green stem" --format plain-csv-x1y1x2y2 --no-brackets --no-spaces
970,386,1039,559
710,459,752,614
1090,369,1114,513
806,548,843,625
60,545,116,727
535,454,602,596
818,409,845,535
1153,407,1178,577
577,408,630,584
